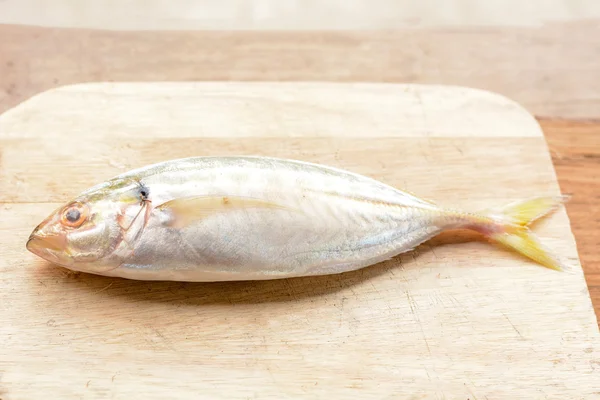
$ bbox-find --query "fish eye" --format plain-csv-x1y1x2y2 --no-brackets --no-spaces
60,202,89,228
137,183,149,201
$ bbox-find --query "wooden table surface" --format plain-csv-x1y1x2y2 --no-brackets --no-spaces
0,6,598,329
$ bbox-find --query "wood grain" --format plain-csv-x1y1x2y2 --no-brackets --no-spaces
0,82,598,399
543,119,600,319
1,22,600,120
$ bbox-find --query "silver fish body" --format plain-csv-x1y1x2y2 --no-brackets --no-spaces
26,156,568,280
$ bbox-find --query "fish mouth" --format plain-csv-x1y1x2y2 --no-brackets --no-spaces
26,232,66,259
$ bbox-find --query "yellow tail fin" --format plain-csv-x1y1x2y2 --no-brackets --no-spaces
476,195,571,271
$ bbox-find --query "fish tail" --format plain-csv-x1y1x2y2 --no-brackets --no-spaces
454,195,571,271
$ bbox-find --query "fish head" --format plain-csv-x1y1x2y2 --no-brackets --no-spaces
26,177,151,274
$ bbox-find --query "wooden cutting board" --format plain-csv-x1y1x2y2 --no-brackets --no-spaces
1,82,598,399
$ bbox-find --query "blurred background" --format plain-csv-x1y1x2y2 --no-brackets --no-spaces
1,0,598,317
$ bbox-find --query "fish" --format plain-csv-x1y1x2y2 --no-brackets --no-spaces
26,156,570,281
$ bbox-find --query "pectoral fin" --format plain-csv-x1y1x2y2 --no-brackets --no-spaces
156,195,294,227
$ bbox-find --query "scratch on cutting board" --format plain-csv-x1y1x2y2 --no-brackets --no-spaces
265,365,276,384
337,296,346,328
499,310,525,340
410,249,419,265
284,280,299,301
93,282,113,294
142,324,177,352
405,289,432,356
370,282,381,299
370,281,392,313
388,263,397,278
453,141,465,156
428,243,439,260
465,380,480,400
152,327,174,349
448,294,471,325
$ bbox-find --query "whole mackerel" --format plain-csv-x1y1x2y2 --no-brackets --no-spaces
26,156,569,281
